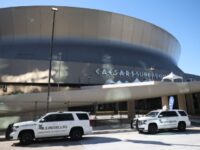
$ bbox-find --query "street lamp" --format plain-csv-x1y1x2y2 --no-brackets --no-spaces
46,7,58,113
58,52,62,88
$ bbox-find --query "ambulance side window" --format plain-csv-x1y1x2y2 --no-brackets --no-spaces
43,114,58,122
58,114,74,121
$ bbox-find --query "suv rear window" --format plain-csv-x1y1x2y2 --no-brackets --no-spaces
76,113,89,120
178,111,187,116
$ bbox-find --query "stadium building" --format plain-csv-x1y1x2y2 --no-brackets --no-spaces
0,6,200,129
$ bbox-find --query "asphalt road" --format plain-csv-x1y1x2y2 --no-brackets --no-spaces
0,127,200,150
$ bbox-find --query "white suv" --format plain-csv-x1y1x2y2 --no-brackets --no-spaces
131,109,191,134
10,111,92,145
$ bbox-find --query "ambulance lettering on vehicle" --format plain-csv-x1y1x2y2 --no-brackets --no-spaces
39,125,68,130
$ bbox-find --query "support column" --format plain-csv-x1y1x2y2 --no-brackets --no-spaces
115,102,119,114
185,94,195,115
161,96,168,110
127,100,135,119
177,94,187,111
94,103,98,115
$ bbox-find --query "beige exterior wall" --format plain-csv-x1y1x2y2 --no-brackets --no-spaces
177,94,187,111
161,96,168,110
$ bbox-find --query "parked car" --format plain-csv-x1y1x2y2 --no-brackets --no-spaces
10,111,92,145
131,109,191,134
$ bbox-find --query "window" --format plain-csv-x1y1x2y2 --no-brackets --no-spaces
59,114,74,121
167,111,178,117
43,114,58,122
159,111,168,117
76,113,89,120
159,111,178,117
178,111,187,116
43,114,74,122
146,111,159,117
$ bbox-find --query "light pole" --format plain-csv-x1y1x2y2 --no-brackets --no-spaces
46,7,58,113
58,52,62,88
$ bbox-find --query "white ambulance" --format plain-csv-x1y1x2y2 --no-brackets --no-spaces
10,111,92,145
131,109,191,134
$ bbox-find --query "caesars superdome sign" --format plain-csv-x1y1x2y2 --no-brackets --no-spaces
95,67,167,80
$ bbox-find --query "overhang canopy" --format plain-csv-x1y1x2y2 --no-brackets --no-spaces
162,72,183,82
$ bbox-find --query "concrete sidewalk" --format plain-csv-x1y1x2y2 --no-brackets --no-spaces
93,123,133,134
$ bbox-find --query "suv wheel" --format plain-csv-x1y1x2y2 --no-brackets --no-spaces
70,128,83,141
178,122,186,131
148,124,157,134
19,131,34,145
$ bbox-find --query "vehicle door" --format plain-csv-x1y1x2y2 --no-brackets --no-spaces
36,114,63,138
57,113,75,136
158,111,178,129
158,111,169,129
165,111,178,128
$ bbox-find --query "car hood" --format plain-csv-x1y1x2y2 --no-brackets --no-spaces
14,121,36,127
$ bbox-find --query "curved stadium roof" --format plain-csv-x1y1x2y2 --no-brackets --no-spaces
0,6,181,63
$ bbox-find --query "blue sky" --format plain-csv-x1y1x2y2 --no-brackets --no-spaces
0,0,200,75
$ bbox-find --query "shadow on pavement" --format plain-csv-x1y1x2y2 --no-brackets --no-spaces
126,139,171,146
12,136,121,147
157,128,200,135
126,139,200,147
12,138,80,147
81,136,121,144
137,128,200,135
